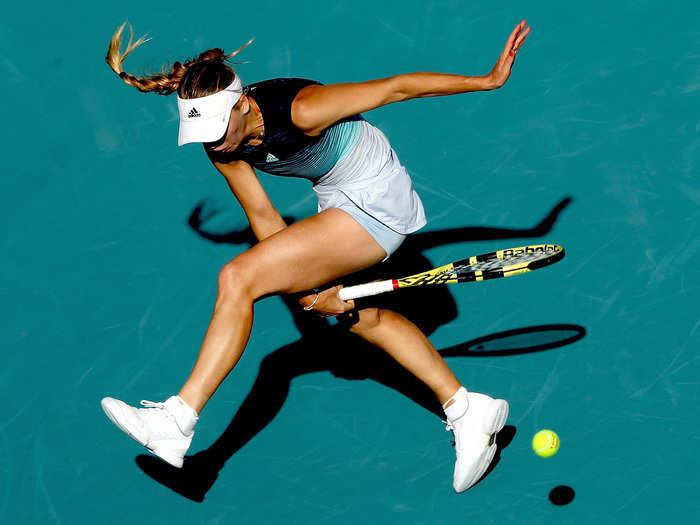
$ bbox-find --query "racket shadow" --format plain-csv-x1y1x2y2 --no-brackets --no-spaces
134,196,581,502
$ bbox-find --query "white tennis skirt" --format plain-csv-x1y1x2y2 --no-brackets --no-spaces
313,121,426,258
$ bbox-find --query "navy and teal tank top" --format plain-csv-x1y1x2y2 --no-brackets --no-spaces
206,78,364,181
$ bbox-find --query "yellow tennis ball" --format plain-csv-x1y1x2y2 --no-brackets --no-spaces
532,429,559,458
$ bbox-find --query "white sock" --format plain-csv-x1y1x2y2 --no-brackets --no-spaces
167,396,199,435
443,386,469,423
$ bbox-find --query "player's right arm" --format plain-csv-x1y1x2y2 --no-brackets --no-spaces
209,159,287,241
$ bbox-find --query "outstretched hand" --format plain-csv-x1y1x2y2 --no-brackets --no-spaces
488,20,531,89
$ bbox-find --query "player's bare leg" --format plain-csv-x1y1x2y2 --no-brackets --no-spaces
102,208,385,466
177,208,385,412
349,306,508,492
348,307,461,404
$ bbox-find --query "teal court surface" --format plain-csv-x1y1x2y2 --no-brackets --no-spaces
1,1,699,523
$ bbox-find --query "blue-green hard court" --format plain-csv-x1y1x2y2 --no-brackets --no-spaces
1,0,699,523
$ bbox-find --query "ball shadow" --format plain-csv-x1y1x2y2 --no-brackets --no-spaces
549,485,575,505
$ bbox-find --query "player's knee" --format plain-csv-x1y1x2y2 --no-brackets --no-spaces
217,257,256,300
349,308,383,334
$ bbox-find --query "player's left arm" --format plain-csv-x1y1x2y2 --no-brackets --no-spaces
292,20,530,135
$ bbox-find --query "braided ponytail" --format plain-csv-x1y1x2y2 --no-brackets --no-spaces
106,22,253,97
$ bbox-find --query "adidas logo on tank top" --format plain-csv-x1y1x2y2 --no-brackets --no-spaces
266,153,279,162
188,108,201,118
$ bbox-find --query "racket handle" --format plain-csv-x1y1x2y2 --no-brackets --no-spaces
339,280,395,301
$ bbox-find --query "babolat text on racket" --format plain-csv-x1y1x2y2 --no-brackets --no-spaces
338,243,565,301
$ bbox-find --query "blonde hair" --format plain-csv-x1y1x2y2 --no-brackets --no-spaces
105,22,252,98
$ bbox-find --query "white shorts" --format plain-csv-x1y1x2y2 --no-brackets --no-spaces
313,121,426,258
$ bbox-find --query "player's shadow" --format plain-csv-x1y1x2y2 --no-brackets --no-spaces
136,197,584,501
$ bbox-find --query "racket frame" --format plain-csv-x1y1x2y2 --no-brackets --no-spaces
338,244,564,301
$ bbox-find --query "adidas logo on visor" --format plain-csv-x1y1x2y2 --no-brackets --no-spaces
188,108,201,118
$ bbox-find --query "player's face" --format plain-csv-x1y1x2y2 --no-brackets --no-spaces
206,98,249,153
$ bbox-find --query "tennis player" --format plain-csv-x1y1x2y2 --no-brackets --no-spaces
101,20,530,492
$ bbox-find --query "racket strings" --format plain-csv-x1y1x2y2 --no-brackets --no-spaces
450,249,559,274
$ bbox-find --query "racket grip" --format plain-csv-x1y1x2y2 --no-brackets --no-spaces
339,280,395,301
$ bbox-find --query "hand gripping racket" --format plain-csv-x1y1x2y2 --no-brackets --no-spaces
338,244,565,301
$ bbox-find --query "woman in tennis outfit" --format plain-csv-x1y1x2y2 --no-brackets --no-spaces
101,20,530,492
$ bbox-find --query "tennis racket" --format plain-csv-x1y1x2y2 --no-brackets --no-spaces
338,243,565,301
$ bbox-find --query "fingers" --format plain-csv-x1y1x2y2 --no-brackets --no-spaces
506,21,530,57
504,25,519,53
513,25,531,52
504,20,524,48
336,285,355,311
343,299,355,311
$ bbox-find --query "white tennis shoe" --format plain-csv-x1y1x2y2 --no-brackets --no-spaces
101,396,197,468
446,392,509,492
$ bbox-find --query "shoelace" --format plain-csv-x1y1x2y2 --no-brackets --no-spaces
443,420,456,447
140,400,165,409
139,400,178,430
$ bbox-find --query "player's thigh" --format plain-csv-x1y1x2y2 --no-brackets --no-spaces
233,208,386,296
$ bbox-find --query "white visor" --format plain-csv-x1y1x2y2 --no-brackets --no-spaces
177,76,243,146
